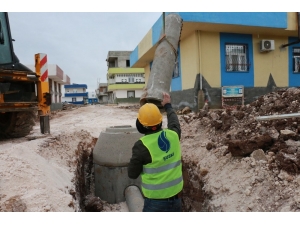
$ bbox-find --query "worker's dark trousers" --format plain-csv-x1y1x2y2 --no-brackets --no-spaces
143,198,182,212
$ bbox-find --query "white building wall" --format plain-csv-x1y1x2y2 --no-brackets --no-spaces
48,64,57,75
115,90,128,98
135,90,143,98
62,97,73,102
108,78,115,84
62,96,84,102
88,91,96,98
65,87,85,93
114,89,143,98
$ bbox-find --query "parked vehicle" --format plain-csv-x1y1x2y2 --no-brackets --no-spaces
0,12,51,138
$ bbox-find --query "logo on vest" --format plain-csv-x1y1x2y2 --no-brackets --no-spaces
158,131,170,153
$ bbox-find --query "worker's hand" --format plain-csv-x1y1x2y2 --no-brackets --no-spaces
161,92,171,106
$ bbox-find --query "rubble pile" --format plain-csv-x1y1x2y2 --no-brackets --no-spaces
117,104,140,110
180,87,300,175
118,89,300,211
62,103,82,110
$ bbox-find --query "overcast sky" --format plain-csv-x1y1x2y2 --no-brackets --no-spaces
4,1,287,93
7,12,162,92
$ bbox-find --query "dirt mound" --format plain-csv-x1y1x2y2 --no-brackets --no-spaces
177,87,300,211
181,87,300,175
117,104,140,110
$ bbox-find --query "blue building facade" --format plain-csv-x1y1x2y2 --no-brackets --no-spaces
63,84,88,105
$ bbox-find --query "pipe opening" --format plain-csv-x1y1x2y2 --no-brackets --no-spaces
140,97,163,109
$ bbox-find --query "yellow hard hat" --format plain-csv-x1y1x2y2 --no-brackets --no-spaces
137,103,162,127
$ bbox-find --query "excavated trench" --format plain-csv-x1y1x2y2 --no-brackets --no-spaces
72,136,209,212
72,87,300,211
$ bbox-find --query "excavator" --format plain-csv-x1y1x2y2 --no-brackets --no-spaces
0,12,50,138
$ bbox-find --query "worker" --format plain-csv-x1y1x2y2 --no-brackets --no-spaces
128,92,183,212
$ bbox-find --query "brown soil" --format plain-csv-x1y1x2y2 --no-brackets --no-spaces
2,87,300,212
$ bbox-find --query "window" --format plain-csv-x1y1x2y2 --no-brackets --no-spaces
72,98,76,102
226,44,249,72
128,77,134,83
126,60,130,67
127,91,135,98
293,47,300,73
0,14,13,64
109,61,116,68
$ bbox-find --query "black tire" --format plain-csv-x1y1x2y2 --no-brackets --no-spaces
0,111,36,139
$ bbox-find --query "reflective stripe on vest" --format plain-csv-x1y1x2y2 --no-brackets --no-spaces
143,160,181,174
142,176,183,190
140,129,183,198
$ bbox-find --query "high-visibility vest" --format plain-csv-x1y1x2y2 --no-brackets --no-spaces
140,129,183,199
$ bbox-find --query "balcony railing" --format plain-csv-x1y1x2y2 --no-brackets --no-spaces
65,92,88,97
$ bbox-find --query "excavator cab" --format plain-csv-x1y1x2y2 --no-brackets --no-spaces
0,12,49,139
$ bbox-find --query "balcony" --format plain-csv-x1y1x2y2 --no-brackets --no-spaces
65,92,88,97
108,83,145,91
107,68,144,76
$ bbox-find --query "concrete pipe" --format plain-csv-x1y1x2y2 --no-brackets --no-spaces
124,185,144,212
93,125,143,204
140,13,183,107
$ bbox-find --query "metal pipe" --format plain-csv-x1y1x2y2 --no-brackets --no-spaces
124,185,144,212
255,113,300,121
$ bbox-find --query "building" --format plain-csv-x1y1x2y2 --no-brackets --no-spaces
63,84,88,105
26,64,70,104
106,51,145,104
95,83,108,104
130,12,300,110
48,64,71,104
87,91,99,104
26,64,71,110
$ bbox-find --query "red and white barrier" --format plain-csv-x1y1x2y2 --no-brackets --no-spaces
39,53,48,82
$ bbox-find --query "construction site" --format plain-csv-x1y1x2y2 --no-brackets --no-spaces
1,86,300,212
1,12,300,216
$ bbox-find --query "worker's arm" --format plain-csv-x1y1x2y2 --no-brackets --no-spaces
128,140,152,179
161,92,181,140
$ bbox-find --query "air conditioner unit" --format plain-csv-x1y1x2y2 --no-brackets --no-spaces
260,40,275,52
